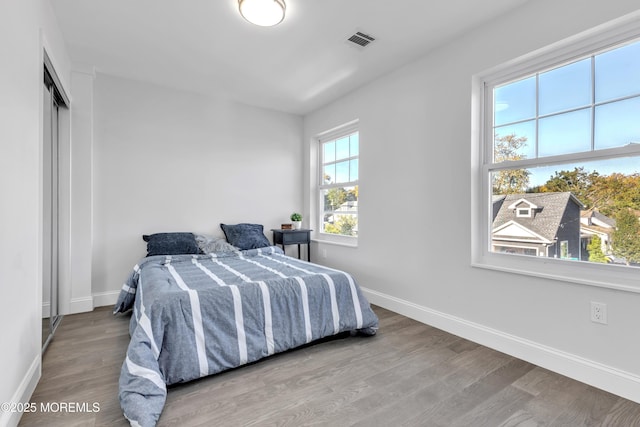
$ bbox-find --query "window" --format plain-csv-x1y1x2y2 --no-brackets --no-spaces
317,123,359,241
473,17,640,291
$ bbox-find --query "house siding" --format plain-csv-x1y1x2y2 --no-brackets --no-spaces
555,200,582,259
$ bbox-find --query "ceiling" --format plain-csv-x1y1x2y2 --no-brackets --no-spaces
50,0,529,115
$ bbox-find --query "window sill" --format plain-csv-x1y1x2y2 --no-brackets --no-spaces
472,253,640,294
311,238,358,248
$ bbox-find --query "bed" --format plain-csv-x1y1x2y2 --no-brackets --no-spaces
113,226,379,427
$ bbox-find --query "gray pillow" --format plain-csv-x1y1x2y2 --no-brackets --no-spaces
142,232,200,257
194,234,237,253
220,223,271,250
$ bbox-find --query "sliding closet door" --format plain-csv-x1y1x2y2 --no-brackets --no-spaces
42,60,66,351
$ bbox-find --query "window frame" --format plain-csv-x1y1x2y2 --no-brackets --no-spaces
315,121,359,246
471,13,640,293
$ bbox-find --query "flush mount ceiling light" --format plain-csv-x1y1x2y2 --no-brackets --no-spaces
238,0,286,27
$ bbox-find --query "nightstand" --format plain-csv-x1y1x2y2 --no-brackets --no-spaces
271,229,312,261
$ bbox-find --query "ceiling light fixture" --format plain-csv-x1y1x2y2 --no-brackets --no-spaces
238,0,286,27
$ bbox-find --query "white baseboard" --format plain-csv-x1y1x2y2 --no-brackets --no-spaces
41,302,49,318
43,296,94,316
92,290,120,308
0,355,41,427
69,296,94,314
42,292,118,317
362,287,640,404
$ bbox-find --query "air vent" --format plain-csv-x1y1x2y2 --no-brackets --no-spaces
347,31,376,48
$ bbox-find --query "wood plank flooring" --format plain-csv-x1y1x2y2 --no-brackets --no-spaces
19,305,640,426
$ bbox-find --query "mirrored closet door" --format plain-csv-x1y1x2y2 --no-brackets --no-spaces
42,53,68,351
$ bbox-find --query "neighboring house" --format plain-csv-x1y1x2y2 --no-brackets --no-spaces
579,209,616,261
325,200,357,222
335,199,357,213
492,192,585,259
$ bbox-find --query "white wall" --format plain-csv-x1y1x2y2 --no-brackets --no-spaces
304,0,640,403
91,74,304,301
0,1,71,426
67,66,95,314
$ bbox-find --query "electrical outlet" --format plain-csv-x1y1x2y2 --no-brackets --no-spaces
590,301,607,324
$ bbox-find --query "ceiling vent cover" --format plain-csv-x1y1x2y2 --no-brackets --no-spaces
347,31,376,48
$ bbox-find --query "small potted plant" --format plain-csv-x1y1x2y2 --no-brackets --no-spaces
290,212,302,229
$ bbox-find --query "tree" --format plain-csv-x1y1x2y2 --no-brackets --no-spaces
324,215,357,236
531,169,640,217
611,209,640,265
325,188,347,210
532,167,598,208
586,235,608,263
347,185,358,201
492,134,530,194
588,173,640,216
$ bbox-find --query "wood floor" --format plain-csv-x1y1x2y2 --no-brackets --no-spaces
19,305,640,427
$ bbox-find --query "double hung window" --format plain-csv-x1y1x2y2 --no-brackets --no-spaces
474,19,640,291
318,124,359,240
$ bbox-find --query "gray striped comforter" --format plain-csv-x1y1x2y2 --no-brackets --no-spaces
113,246,379,427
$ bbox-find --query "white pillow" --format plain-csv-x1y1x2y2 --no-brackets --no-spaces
194,234,237,253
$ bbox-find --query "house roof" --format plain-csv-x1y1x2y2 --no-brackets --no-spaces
581,209,617,228
507,198,538,210
492,192,584,242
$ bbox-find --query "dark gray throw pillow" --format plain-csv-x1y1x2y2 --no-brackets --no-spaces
142,232,201,257
220,223,270,250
